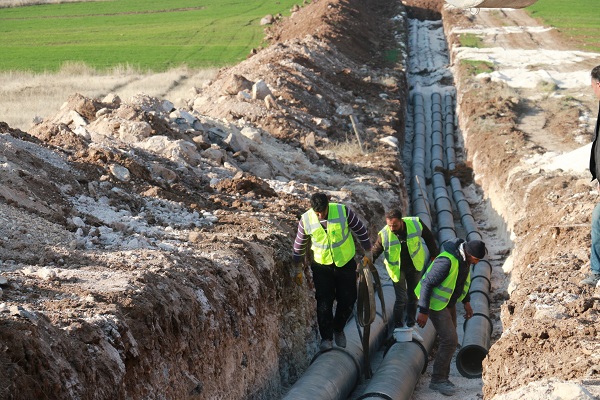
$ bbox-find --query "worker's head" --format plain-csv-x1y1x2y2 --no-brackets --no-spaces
311,192,329,220
385,209,404,231
464,240,487,264
592,65,600,99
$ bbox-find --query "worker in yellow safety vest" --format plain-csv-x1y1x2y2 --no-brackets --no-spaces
292,192,372,352
415,238,487,396
371,209,438,338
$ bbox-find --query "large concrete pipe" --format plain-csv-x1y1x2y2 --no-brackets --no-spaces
282,277,396,400
449,177,483,242
430,92,456,245
411,92,433,229
445,0,538,8
355,322,437,400
456,260,493,378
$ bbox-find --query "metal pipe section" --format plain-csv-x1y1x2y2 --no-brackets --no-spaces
281,281,396,400
356,322,437,400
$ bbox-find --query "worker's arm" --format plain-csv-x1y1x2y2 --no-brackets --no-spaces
346,207,371,251
371,234,384,262
416,256,451,317
292,219,308,263
419,218,439,258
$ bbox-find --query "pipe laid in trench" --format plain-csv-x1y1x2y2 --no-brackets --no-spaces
456,259,493,378
281,280,396,400
356,321,436,400
440,90,494,377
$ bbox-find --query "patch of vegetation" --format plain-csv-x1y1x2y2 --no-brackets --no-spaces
0,0,302,72
460,59,494,76
383,48,403,64
527,0,600,52
536,79,558,94
458,33,484,48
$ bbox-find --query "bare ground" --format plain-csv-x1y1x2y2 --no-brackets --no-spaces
1,0,600,399
441,4,600,399
0,0,409,399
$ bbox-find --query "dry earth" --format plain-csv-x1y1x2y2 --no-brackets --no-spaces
1,0,600,399
0,0,409,399
440,4,600,399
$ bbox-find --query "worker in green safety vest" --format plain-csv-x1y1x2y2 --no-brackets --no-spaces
292,192,372,352
415,238,487,396
371,209,438,338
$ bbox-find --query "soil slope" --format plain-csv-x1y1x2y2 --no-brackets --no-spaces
0,0,410,399
441,5,600,399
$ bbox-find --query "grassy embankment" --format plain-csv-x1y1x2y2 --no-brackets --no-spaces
527,0,600,53
0,0,300,130
458,0,600,76
0,0,300,72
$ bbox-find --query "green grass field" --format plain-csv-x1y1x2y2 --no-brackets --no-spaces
0,0,301,72
527,0,600,52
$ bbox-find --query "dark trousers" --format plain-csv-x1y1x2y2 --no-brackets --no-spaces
428,305,458,383
311,258,357,341
392,265,421,328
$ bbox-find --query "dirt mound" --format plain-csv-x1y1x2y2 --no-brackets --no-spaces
0,0,410,398
442,6,600,398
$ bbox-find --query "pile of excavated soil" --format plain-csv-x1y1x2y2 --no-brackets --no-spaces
0,0,412,398
440,5,600,399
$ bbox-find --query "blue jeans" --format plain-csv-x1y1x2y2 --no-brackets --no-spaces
592,203,600,274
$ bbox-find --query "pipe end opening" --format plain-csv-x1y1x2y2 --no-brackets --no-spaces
456,345,487,378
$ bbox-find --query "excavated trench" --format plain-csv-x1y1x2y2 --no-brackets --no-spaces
283,8,513,400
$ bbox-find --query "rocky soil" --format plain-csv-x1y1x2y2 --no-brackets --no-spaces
1,0,600,399
0,0,409,399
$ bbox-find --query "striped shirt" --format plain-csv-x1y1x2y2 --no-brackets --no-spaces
292,206,371,263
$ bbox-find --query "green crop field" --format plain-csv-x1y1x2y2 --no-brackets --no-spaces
0,0,301,72
527,0,600,52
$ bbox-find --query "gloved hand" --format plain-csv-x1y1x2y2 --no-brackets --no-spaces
293,262,304,286
363,250,373,267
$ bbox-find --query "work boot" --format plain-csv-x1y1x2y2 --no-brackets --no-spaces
580,272,600,286
429,380,456,396
320,339,333,352
334,330,347,348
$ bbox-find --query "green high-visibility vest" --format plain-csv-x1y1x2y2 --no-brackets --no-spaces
378,217,428,282
414,250,471,311
301,203,355,266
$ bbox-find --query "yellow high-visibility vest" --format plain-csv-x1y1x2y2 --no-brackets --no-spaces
414,250,471,311
301,203,355,266
378,217,428,282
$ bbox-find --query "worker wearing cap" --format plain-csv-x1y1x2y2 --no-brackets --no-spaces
292,192,372,352
371,208,438,335
415,237,487,396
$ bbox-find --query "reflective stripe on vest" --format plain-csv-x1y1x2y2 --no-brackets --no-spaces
378,217,427,282
301,203,355,267
414,250,471,311
404,217,427,272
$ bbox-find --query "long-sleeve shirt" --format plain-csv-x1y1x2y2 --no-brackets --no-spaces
292,206,371,263
372,217,439,268
417,238,471,314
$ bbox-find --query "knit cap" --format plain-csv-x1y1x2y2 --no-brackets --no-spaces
465,240,487,259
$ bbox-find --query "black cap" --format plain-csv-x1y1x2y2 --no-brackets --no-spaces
465,240,487,259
